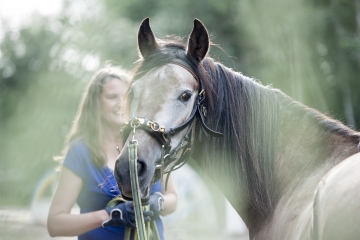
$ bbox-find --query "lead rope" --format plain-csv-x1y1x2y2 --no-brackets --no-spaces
128,141,147,240
126,124,160,240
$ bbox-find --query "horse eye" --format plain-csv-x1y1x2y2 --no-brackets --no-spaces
180,92,191,102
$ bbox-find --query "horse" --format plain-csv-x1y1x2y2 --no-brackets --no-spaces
114,18,360,240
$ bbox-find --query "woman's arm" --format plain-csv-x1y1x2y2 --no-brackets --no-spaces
160,174,178,216
47,167,109,237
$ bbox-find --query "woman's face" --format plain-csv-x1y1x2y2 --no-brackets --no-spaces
101,78,128,128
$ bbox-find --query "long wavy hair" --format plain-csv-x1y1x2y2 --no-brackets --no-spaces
56,66,130,168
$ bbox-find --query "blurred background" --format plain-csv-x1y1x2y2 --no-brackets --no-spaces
0,0,359,239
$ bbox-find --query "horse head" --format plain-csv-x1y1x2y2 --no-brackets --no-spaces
114,18,218,201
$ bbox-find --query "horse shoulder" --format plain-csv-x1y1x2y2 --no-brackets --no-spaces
312,152,360,240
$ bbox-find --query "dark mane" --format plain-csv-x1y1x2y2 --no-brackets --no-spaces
198,58,281,217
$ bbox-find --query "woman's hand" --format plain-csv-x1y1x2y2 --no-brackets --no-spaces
102,200,152,228
149,192,164,219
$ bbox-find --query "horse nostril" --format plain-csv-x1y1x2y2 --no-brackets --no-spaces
137,160,147,177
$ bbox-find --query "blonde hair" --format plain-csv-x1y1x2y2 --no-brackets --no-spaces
56,66,130,167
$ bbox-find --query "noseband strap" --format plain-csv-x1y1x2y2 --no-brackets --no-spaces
121,117,169,146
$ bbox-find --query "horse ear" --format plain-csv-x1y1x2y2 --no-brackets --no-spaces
138,18,159,58
187,19,209,62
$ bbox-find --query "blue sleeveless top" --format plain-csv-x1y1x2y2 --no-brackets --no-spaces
63,140,164,240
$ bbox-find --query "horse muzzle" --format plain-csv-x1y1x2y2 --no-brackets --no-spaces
114,146,155,203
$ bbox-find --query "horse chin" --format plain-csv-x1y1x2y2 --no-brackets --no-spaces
141,186,151,203
118,184,151,204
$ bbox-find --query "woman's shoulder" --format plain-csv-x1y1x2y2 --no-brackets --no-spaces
64,139,90,163
63,139,92,177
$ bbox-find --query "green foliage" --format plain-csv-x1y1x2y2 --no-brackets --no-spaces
0,12,89,205
0,0,359,206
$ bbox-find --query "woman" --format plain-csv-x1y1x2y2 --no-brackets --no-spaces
47,66,177,240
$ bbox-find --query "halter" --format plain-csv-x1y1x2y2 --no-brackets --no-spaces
121,59,223,187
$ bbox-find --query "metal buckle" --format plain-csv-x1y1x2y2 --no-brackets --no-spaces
130,118,141,128
199,89,205,98
150,121,160,131
129,118,141,145
148,121,165,133
162,133,168,142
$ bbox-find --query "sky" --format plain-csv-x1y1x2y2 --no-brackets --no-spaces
0,0,62,27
